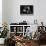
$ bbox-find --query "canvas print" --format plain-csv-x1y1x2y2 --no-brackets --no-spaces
20,5,33,14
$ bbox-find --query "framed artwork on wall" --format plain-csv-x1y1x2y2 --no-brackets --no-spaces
20,5,33,14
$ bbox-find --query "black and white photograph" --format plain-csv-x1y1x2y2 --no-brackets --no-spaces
20,5,33,14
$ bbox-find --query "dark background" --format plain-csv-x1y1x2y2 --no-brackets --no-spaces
20,5,33,14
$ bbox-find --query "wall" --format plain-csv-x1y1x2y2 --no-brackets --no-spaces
0,0,2,27
6,0,34,25
2,0,8,24
2,0,46,26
